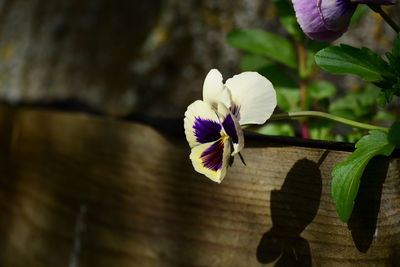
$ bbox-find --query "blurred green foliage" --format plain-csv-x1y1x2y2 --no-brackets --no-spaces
227,0,396,141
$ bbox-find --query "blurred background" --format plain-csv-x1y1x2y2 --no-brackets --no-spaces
0,0,398,117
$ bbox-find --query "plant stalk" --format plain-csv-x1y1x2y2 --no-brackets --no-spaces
368,4,400,33
296,40,310,138
270,111,389,132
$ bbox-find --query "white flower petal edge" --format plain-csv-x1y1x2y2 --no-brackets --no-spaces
203,69,225,106
225,72,277,125
189,137,231,183
184,100,223,148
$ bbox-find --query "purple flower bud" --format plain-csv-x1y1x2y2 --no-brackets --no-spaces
292,0,357,42
292,0,396,42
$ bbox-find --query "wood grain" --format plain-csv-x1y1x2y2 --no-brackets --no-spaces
0,106,399,266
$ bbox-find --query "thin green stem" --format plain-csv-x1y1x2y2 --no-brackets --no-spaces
368,4,400,33
270,111,389,132
295,40,310,138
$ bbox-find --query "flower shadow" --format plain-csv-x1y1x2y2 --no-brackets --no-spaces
257,154,326,266
348,156,390,253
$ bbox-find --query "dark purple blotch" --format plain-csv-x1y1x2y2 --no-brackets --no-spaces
193,117,221,144
222,114,239,144
200,138,225,171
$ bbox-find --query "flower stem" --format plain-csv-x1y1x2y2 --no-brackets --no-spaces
296,40,310,138
270,111,389,132
368,4,400,33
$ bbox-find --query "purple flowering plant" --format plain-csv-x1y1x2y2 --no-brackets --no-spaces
293,0,400,222
184,0,400,222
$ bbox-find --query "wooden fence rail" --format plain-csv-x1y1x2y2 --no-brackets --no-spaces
0,107,399,266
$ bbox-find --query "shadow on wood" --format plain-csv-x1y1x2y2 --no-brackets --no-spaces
256,156,325,266
348,156,390,253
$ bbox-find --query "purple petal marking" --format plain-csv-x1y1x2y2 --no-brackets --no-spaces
230,104,241,120
320,0,357,32
200,138,225,171
222,114,239,144
193,117,221,144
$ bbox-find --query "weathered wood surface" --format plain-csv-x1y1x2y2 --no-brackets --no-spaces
0,106,399,266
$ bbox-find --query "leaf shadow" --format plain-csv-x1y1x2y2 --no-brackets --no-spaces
257,152,327,266
348,156,390,253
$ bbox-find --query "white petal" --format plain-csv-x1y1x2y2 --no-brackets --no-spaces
225,72,277,125
184,100,222,148
203,69,225,105
217,102,244,155
189,137,231,183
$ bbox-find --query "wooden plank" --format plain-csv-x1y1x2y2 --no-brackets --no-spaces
0,106,399,266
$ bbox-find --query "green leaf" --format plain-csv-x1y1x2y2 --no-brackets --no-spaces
329,84,380,120
377,81,400,106
305,81,336,109
392,33,400,58
376,92,387,107
334,134,345,142
372,110,396,122
302,40,329,79
309,121,334,141
227,29,297,68
346,131,363,143
350,5,369,25
329,94,361,120
308,81,336,98
388,121,400,146
315,44,392,82
272,0,303,40
276,88,300,112
255,122,295,137
240,54,273,71
386,53,400,77
357,84,380,107
258,66,297,90
375,34,400,106
377,90,394,107
386,34,400,75
331,130,395,222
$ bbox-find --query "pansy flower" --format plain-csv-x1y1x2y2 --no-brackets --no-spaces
184,69,277,183
292,0,396,42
